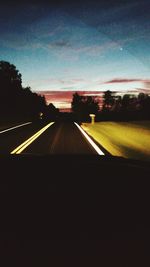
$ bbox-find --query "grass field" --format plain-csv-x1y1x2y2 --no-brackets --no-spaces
82,121,150,161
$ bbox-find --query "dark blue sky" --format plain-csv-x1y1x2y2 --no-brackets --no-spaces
1,0,150,106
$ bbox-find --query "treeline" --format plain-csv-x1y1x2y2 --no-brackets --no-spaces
1,60,149,123
71,91,150,122
100,90,150,121
0,61,58,122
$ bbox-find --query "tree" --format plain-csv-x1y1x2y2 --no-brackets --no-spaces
137,93,150,119
111,96,122,112
71,92,83,113
0,60,47,121
71,93,84,121
17,87,48,120
0,61,22,117
0,61,22,94
103,90,115,111
85,96,99,114
44,103,59,120
121,94,131,110
71,92,99,121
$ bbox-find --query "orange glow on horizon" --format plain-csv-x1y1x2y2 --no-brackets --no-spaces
36,91,103,111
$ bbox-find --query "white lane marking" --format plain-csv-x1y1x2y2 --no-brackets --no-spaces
11,122,54,154
74,122,105,155
0,122,32,134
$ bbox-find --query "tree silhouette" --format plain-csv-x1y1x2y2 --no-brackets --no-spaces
111,96,122,112
121,94,131,110
100,90,150,121
44,103,59,120
0,61,22,96
137,93,150,119
71,93,84,121
103,90,115,111
71,92,99,121
0,60,47,122
86,96,99,114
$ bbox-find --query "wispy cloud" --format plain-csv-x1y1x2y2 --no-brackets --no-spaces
46,41,121,60
48,40,72,48
1,8,136,60
73,42,119,54
28,77,89,89
104,78,144,84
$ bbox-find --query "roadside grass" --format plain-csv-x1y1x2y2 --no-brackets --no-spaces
82,121,150,161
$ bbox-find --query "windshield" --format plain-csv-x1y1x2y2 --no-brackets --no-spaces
0,0,150,161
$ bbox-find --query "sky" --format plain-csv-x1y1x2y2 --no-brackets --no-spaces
0,0,150,109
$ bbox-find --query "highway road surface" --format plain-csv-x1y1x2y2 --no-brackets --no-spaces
0,120,105,155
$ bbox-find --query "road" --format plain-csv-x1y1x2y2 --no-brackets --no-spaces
0,120,104,155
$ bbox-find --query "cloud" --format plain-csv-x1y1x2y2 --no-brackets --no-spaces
37,90,104,100
104,78,145,84
46,40,120,60
28,77,92,91
74,41,119,54
0,8,125,62
59,87,76,91
48,40,72,48
27,13,122,59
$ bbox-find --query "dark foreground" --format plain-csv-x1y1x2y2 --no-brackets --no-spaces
0,155,150,266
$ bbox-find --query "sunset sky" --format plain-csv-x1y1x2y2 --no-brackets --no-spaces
0,0,150,109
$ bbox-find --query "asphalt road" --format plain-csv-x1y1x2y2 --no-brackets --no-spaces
0,121,98,154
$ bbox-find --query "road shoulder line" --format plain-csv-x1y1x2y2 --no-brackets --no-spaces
74,122,105,155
